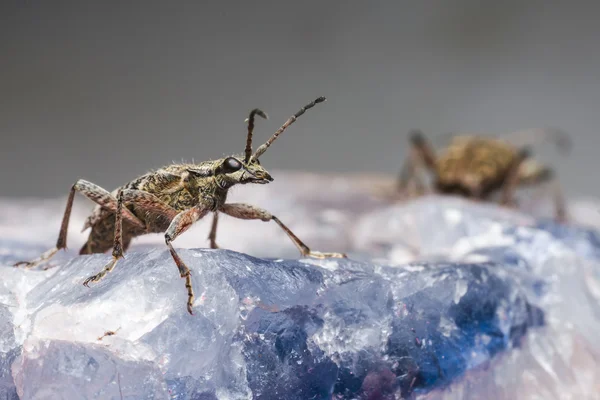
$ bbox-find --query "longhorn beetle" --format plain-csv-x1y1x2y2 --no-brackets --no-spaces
15,96,347,314
397,128,570,221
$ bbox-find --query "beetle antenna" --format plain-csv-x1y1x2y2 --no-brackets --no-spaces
244,109,268,163
251,96,326,161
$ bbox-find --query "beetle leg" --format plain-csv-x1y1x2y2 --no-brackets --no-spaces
219,203,347,259
499,149,531,207
397,130,437,197
14,180,144,269
208,212,219,249
517,162,567,222
398,158,428,198
83,190,127,286
83,189,179,285
120,189,179,223
164,205,210,315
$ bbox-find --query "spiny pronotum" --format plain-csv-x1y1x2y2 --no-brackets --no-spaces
397,128,571,221
15,96,347,314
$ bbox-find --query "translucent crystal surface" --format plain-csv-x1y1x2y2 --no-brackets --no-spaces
0,173,599,399
1,250,543,399
353,195,600,398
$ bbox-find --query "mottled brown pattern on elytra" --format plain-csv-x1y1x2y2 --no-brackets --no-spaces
435,137,518,197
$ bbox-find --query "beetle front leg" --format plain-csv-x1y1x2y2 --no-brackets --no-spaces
165,206,210,315
397,130,437,197
219,203,347,259
14,179,144,269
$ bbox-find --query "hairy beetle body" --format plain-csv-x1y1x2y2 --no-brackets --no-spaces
17,97,346,315
398,130,567,220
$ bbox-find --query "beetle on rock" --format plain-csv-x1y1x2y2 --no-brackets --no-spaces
15,96,347,314
397,128,570,221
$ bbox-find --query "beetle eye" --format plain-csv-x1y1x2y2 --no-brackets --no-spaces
221,157,242,173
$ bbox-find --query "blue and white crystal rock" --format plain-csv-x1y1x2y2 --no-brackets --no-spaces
0,172,599,399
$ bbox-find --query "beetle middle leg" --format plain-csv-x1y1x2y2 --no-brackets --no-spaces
83,191,127,287
397,130,437,197
219,203,347,259
208,212,219,249
14,180,145,269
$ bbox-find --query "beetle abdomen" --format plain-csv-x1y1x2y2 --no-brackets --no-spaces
79,214,136,255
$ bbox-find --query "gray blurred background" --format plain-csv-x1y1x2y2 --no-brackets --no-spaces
1,1,598,198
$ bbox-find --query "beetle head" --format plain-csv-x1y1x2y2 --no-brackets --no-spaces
216,96,326,189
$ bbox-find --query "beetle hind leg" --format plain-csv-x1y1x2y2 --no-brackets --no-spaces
14,180,144,269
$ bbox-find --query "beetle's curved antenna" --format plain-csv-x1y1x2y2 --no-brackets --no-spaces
244,109,268,163
251,96,326,161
